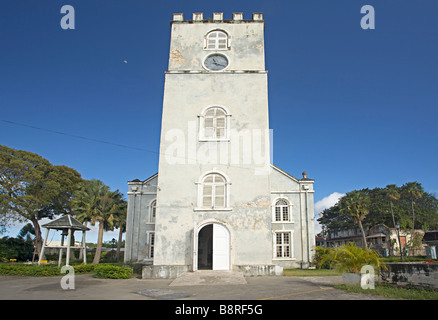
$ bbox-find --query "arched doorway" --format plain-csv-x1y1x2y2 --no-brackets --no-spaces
196,223,230,271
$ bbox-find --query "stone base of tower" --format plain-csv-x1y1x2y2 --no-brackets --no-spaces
142,265,190,279
234,265,283,276
141,264,284,279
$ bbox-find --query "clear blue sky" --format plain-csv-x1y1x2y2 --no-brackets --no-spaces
1,1,437,240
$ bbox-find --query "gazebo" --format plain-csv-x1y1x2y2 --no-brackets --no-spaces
38,214,90,266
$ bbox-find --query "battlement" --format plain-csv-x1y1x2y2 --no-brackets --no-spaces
172,12,264,23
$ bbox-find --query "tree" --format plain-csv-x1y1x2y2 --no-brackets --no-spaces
385,184,400,229
338,190,370,249
72,179,126,264
401,182,424,234
113,202,127,261
317,183,438,253
0,145,82,258
385,184,403,260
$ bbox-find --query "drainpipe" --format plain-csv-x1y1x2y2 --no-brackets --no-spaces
305,188,310,265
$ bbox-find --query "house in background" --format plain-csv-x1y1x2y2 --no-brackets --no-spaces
423,231,438,259
324,224,426,256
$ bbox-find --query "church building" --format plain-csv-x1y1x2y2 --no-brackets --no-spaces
124,12,315,278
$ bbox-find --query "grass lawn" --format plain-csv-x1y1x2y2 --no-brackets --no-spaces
283,269,342,277
334,284,438,300
284,268,438,300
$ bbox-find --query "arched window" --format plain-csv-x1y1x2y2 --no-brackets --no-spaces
149,199,156,223
199,106,230,141
274,199,291,222
204,30,229,50
196,172,231,210
202,173,226,208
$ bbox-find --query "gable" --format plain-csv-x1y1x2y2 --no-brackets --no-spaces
270,165,301,192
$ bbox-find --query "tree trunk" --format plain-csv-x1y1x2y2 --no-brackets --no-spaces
411,199,415,236
31,216,44,260
358,220,368,249
92,221,104,264
115,226,123,262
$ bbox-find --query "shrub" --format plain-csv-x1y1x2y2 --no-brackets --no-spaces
0,263,61,276
73,263,96,274
93,264,132,279
319,242,387,273
312,246,333,269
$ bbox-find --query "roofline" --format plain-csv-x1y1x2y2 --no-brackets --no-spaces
270,164,314,182
128,172,158,184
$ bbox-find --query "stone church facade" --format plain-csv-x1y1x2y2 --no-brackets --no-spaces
124,12,315,278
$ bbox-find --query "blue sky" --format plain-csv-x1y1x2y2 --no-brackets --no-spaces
1,1,437,241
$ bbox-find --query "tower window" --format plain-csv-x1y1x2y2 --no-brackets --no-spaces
202,173,226,208
199,106,230,141
204,30,229,50
195,171,232,211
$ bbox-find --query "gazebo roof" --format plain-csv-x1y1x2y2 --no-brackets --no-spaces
42,215,90,231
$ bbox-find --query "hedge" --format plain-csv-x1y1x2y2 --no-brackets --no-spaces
93,264,132,279
0,263,131,279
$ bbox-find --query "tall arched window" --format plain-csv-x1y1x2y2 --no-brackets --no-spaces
199,106,230,141
196,172,231,210
149,199,156,223
204,30,229,50
273,198,291,222
202,173,225,208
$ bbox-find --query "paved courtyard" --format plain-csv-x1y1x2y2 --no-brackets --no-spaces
0,271,392,300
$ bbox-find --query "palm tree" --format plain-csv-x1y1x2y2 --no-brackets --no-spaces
17,223,35,241
402,182,424,235
113,202,127,262
72,181,96,261
385,184,403,260
319,242,386,274
339,190,370,249
72,180,124,264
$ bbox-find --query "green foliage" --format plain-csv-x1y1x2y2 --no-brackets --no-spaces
71,179,127,264
93,264,132,279
0,237,34,262
73,263,96,274
0,145,83,257
318,182,438,233
0,262,133,278
319,242,386,274
0,263,61,276
312,246,333,269
335,283,438,300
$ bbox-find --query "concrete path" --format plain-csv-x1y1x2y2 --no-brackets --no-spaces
0,273,392,300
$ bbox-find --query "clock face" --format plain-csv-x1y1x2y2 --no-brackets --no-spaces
204,54,229,71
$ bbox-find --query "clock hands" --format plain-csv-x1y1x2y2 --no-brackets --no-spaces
211,57,225,67
205,55,228,70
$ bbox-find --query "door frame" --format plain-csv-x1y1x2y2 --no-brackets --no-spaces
192,220,231,272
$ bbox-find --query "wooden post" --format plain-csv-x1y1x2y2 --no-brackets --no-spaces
66,228,72,266
58,233,64,267
82,230,87,264
38,229,50,265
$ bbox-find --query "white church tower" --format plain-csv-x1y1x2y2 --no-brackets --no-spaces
125,12,315,278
